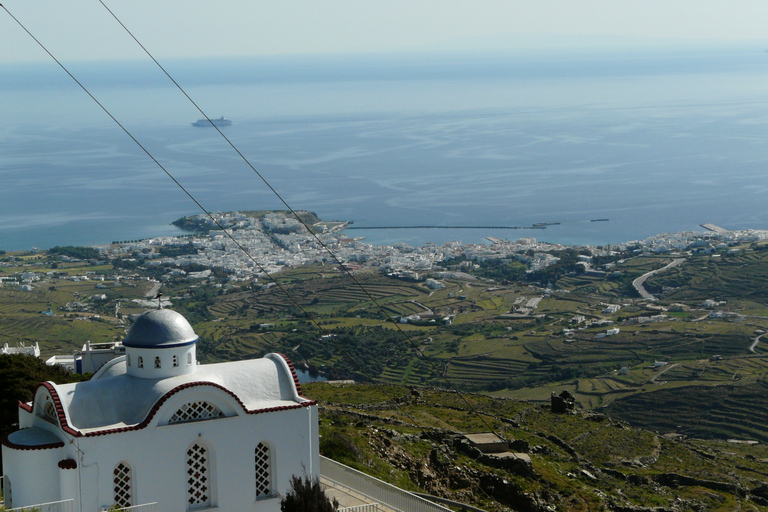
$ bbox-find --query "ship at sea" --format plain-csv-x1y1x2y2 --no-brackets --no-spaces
192,116,232,127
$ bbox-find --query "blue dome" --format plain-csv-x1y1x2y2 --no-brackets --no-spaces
123,310,198,348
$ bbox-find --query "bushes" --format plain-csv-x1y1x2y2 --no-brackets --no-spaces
281,475,338,512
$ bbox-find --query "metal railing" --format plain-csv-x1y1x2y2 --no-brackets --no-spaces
108,503,158,512
339,505,381,512
320,456,451,512
4,498,74,512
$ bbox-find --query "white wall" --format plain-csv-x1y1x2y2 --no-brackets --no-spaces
73,390,317,512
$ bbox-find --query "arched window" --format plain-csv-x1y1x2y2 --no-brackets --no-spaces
255,443,271,498
154,356,162,369
169,402,224,425
113,462,133,509
137,356,144,369
173,355,179,367
126,354,131,367
187,353,193,365
186,443,211,509
44,401,57,423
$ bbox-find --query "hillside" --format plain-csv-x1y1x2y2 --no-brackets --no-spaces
307,383,768,512
2,237,768,466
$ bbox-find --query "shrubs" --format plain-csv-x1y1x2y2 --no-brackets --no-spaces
280,475,338,512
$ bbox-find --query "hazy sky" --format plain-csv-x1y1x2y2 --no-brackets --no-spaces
1,1,767,64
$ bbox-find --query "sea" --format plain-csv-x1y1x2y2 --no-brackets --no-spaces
2,46,768,252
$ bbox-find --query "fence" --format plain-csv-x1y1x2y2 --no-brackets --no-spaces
5,498,75,512
338,505,381,512
109,503,158,512
320,456,451,512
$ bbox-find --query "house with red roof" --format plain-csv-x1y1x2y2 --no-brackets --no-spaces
1,309,318,512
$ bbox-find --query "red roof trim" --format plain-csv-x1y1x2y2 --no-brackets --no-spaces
19,400,33,413
33,382,80,437
275,353,304,396
1,431,65,451
30,380,316,438
58,458,78,469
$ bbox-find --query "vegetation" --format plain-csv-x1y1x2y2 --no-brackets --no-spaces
47,246,100,260
3,237,768,510
0,354,86,436
280,475,338,512
307,383,768,512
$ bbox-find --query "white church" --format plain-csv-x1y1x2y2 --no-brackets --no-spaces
1,309,319,512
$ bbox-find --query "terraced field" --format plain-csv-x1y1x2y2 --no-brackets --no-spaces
4,243,768,445
210,274,429,318
648,248,768,303
0,280,126,356
605,379,768,442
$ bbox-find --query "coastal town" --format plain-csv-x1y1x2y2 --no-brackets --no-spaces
4,211,768,288
100,211,768,279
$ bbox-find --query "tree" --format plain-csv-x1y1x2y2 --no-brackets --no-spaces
0,354,87,471
280,475,339,512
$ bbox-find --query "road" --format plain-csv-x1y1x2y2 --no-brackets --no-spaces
632,258,685,301
145,281,162,298
649,363,677,383
749,332,766,353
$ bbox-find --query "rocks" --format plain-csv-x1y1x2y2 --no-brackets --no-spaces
551,390,576,414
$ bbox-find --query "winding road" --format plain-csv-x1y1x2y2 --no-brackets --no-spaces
632,258,685,301
749,332,766,353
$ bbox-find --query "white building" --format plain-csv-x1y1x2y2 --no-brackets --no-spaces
2,309,318,512
424,278,445,290
0,342,40,357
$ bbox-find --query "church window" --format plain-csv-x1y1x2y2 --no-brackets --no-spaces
126,354,131,367
44,401,57,422
254,443,271,498
186,443,211,508
187,353,192,365
113,462,133,509
155,356,162,369
173,355,179,367
169,402,224,425
138,356,144,369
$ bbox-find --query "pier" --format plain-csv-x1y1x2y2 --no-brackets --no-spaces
345,225,546,230
700,223,729,233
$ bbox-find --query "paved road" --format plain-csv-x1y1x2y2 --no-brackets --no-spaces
632,258,685,301
145,282,162,298
649,363,677,383
749,333,766,353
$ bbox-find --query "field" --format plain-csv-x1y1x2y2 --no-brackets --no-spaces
3,242,768,443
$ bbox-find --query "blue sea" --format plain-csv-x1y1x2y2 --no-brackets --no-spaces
2,47,768,251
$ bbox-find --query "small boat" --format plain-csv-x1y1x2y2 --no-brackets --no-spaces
192,116,232,127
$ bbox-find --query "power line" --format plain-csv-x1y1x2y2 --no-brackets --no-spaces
2,2,508,445
0,2,450,441
95,0,508,443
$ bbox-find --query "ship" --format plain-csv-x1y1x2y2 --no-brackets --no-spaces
192,116,232,127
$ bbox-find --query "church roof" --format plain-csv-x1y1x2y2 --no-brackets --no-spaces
36,353,313,436
5,427,65,450
122,309,198,348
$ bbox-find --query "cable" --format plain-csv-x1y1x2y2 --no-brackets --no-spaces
2,2,507,445
0,3,448,440
95,0,508,444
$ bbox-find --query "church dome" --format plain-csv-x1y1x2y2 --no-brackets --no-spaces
123,309,198,348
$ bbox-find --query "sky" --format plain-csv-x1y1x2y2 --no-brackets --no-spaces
1,1,768,65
